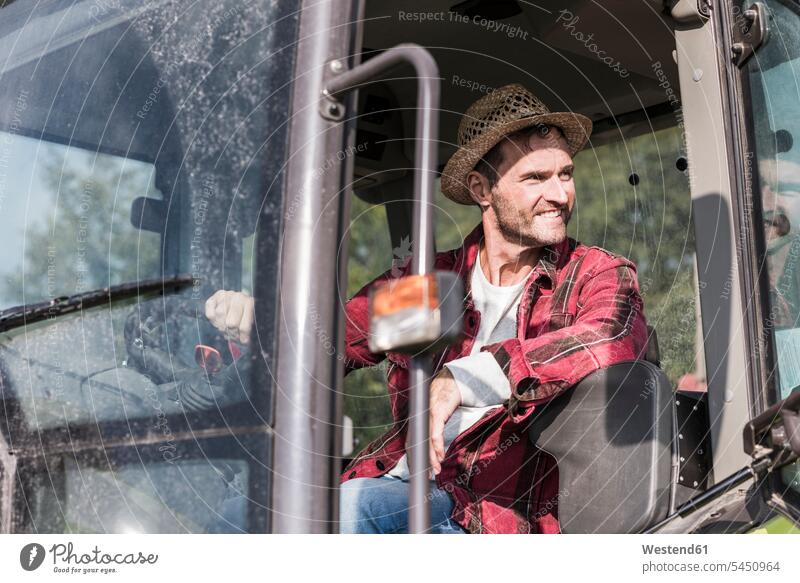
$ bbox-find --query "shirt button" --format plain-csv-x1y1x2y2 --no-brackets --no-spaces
348,471,357,479
376,460,385,471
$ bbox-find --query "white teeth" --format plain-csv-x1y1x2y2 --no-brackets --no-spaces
539,210,561,217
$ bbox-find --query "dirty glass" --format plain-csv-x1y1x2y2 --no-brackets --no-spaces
741,0,800,497
0,0,299,532
0,134,162,309
16,434,269,534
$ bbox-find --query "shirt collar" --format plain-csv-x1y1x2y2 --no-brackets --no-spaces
454,222,569,293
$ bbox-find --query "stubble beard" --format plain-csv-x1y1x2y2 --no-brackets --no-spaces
491,194,571,248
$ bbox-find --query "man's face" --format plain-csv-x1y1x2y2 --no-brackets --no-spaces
485,130,575,248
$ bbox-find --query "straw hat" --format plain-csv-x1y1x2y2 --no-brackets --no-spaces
441,84,593,205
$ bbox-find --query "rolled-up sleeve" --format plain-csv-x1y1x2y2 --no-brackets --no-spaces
444,351,512,407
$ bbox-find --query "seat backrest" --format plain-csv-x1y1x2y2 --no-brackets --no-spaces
528,360,673,533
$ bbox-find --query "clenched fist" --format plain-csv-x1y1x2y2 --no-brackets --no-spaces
205,290,254,345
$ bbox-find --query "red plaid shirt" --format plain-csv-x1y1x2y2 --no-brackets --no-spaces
341,223,648,533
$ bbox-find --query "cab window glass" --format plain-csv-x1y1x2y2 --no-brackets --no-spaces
434,178,480,251
0,0,299,532
0,0,287,432
16,435,268,534
741,0,800,497
571,124,704,391
0,134,161,309
344,196,394,452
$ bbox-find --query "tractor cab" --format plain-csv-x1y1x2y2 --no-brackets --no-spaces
0,0,798,533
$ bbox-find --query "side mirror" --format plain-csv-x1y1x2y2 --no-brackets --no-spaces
368,271,463,354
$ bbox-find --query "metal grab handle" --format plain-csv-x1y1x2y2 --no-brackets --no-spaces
324,43,440,533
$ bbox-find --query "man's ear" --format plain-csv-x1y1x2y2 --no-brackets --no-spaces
466,171,491,209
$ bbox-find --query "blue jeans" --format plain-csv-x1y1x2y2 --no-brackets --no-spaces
339,475,467,534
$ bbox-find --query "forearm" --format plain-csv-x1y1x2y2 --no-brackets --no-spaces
444,351,512,407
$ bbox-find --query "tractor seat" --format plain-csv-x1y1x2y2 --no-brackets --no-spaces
527,328,673,533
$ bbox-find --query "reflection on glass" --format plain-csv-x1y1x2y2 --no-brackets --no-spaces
0,0,297,534
0,293,252,432
0,133,161,311
24,457,249,534
743,0,800,496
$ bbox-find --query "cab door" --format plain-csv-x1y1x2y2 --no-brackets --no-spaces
722,0,800,523
0,0,301,533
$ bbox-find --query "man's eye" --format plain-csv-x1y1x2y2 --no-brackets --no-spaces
560,171,573,180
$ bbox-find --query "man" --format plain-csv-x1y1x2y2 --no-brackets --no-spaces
206,84,649,534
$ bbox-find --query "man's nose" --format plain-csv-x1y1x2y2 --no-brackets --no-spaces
544,177,569,205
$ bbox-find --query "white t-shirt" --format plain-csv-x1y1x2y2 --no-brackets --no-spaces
386,245,528,480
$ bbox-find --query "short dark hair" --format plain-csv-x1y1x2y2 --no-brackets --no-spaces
473,124,564,190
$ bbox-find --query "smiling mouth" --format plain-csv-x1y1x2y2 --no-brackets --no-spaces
536,209,563,218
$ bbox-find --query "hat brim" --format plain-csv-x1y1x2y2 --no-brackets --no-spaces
440,112,593,205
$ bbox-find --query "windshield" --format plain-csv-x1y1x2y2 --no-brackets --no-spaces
0,0,299,533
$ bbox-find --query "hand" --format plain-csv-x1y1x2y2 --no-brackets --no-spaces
205,290,255,345
429,367,461,476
